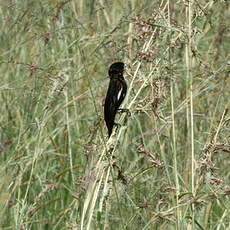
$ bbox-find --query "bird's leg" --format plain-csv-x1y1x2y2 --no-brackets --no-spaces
117,108,131,116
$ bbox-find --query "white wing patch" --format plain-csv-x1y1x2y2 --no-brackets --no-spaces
117,86,123,101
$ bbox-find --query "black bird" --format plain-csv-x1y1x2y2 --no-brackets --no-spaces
104,62,127,137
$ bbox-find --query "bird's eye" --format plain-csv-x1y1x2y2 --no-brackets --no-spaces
109,67,124,77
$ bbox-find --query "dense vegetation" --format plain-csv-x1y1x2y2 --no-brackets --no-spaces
0,1,229,229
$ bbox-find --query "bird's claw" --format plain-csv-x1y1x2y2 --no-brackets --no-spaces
117,108,131,116
114,122,122,128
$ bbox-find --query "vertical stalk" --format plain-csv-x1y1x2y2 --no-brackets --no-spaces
185,0,195,227
64,88,74,182
168,1,180,229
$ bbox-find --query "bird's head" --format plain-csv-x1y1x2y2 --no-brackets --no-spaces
108,62,125,79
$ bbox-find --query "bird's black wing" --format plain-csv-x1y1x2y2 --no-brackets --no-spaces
104,78,126,136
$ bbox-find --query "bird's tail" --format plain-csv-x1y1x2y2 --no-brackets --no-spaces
107,122,114,137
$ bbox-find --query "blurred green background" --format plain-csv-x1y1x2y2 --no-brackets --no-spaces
0,0,229,229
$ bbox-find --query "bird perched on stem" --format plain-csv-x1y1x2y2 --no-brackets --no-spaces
104,62,127,137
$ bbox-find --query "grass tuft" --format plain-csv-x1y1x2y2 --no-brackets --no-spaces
0,1,229,229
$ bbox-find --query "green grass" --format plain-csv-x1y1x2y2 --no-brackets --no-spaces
0,0,229,229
